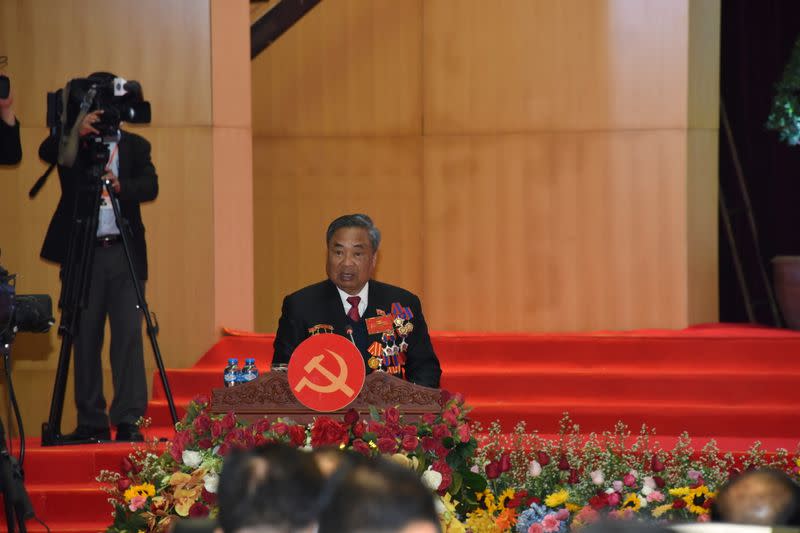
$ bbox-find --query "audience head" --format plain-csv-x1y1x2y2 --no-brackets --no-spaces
325,214,380,295
217,443,324,533
317,453,440,533
711,468,800,526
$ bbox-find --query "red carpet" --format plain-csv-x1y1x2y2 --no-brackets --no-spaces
12,324,800,532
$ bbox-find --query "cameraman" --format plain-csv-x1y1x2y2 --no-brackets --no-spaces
39,72,157,443
0,76,22,165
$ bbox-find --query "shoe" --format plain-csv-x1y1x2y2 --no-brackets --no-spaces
116,423,144,442
62,425,111,442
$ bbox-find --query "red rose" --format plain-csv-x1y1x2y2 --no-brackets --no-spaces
288,425,307,447
193,414,211,434
703,498,714,509
352,439,371,456
651,456,666,472
189,502,209,518
589,493,609,510
457,424,470,443
443,407,458,426
197,438,213,450
439,390,453,405
217,443,230,456
537,451,550,466
507,490,527,509
221,412,236,431
528,496,541,506
422,413,437,425
352,421,366,438
558,455,570,471
253,418,271,434
117,478,132,491
202,488,217,506
271,422,289,436
384,407,400,425
486,461,501,479
193,394,210,406
121,456,136,473
377,437,398,454
568,468,580,484
653,476,666,488
673,499,687,509
499,453,511,473
368,420,386,435
421,437,438,452
402,425,418,436
211,420,223,439
623,473,636,487
433,460,452,492
432,424,450,440
344,408,360,425
401,435,419,452
311,418,349,447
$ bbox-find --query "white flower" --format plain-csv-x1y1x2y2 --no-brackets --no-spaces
182,450,202,468
605,487,616,495
638,494,648,508
528,460,542,477
470,464,480,474
203,472,219,493
421,467,443,491
642,476,656,495
590,469,604,485
434,495,446,514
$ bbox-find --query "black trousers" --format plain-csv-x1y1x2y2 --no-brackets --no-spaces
73,242,147,428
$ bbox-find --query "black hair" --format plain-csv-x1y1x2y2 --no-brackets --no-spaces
325,214,381,252
317,454,440,533
711,468,800,526
217,443,325,533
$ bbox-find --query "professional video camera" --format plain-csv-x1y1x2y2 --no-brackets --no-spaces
0,262,54,344
46,73,150,141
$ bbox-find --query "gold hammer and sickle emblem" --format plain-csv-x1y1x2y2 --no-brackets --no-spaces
294,349,354,397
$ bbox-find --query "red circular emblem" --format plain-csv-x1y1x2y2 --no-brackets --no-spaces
287,333,366,412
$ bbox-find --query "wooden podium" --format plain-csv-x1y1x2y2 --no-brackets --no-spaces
210,371,444,424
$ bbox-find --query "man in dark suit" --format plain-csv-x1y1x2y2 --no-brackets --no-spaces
273,214,442,388
38,72,157,442
0,77,22,165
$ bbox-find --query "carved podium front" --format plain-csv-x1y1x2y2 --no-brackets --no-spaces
210,371,444,424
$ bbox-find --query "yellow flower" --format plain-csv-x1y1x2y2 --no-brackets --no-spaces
669,485,715,514
464,510,497,533
123,483,156,502
497,488,516,508
620,493,641,512
652,503,673,518
566,502,581,512
545,489,569,508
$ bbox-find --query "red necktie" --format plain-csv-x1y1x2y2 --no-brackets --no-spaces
346,296,361,322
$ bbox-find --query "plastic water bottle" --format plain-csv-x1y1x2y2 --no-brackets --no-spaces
223,358,239,387
240,357,259,384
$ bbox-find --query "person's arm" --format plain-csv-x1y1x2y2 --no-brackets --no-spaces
0,87,22,165
273,296,304,366
118,135,158,202
402,295,442,388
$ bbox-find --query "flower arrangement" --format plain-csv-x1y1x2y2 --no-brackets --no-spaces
99,391,478,532
100,401,800,533
767,35,800,145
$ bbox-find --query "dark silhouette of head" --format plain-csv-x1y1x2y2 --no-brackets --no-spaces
711,468,800,526
317,453,440,533
217,443,324,533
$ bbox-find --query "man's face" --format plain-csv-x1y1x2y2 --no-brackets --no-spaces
326,226,377,295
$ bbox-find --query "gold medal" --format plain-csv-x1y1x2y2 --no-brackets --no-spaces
368,356,382,370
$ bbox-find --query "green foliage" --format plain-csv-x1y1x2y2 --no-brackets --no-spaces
767,36,800,145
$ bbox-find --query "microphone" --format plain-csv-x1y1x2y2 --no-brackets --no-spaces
345,326,356,346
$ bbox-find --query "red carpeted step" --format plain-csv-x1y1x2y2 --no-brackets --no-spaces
24,483,111,523
20,520,108,533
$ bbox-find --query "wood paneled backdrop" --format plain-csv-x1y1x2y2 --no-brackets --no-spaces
0,0,252,436
252,0,720,332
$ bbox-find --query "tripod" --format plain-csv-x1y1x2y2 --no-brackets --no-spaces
41,135,178,446
0,337,35,532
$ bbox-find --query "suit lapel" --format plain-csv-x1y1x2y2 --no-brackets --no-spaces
117,132,131,181
324,280,348,334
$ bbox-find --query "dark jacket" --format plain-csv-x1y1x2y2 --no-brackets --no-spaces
273,279,442,388
0,119,22,165
38,130,157,279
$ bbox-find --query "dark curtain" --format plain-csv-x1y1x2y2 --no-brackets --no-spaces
719,0,800,323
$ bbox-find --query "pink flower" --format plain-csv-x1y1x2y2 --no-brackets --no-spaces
688,469,702,481
623,473,636,487
128,495,147,512
612,480,624,492
457,424,471,443
647,490,665,503
698,513,711,523
607,492,621,506
528,525,544,533
590,470,604,485
541,514,561,533
529,460,542,477
555,509,570,521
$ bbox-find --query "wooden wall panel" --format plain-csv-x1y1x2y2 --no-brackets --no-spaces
253,137,423,332
251,0,422,136
0,0,211,127
424,0,688,133
423,132,688,331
